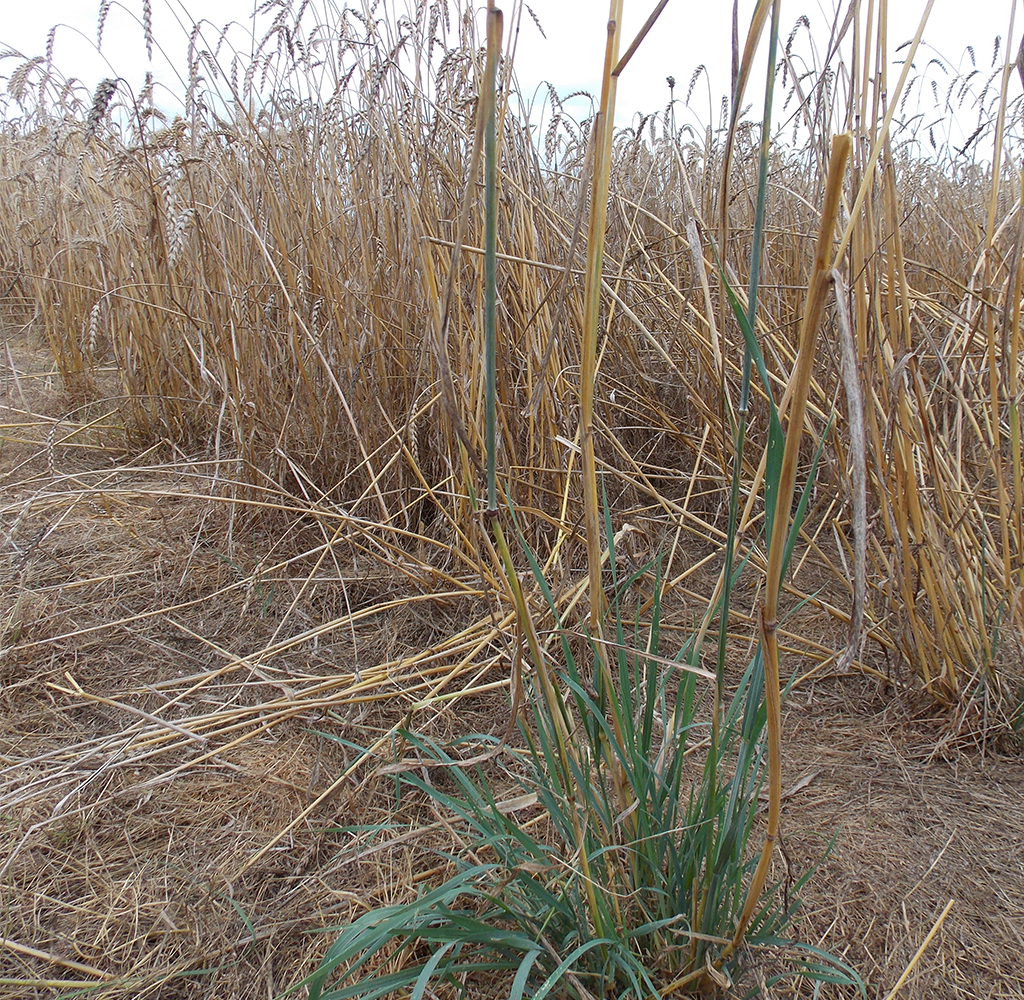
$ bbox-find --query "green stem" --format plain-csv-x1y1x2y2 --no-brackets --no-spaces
699,0,780,962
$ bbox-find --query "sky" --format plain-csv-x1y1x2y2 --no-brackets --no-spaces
0,0,1018,146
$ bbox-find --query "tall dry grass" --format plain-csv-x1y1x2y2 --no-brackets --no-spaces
1,0,1022,718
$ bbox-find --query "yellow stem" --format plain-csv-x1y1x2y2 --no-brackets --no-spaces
724,132,851,960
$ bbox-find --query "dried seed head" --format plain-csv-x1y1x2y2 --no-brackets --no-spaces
167,207,194,267
86,78,118,142
88,300,103,355
142,0,154,61
9,57,45,106
97,0,112,48
112,197,129,234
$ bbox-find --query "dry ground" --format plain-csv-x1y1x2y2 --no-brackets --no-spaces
2,320,1023,999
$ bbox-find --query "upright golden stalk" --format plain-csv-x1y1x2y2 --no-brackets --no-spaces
576,3,634,828
725,131,851,958
1010,168,1024,583
580,1,623,644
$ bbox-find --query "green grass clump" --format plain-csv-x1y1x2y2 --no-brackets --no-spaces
300,541,862,998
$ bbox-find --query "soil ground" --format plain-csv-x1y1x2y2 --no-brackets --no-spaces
2,321,1023,999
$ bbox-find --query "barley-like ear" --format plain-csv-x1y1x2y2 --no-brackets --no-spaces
8,58,45,106
97,0,112,48
522,3,545,38
41,27,56,100
157,156,192,268
112,197,129,235
168,207,195,268
685,65,704,105
87,300,103,355
142,0,154,61
85,78,118,142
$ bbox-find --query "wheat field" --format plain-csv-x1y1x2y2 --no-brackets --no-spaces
2,1,1024,997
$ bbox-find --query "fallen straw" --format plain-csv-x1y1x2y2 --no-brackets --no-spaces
882,900,956,1000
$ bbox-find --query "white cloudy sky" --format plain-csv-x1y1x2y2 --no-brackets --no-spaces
1,0,1016,136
